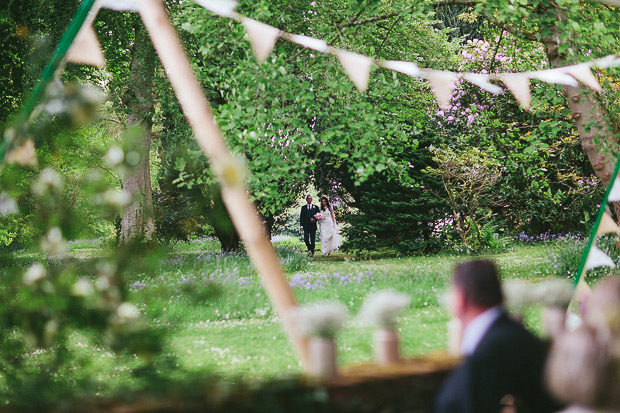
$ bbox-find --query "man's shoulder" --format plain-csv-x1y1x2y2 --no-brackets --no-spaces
475,314,545,358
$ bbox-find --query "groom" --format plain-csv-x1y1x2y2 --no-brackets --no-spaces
299,194,320,256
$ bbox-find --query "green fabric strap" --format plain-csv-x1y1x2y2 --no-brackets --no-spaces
0,0,98,163
573,153,620,286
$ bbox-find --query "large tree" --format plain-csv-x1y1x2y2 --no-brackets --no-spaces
444,0,620,212
118,22,157,246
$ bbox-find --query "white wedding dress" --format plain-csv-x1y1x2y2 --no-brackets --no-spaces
319,208,341,254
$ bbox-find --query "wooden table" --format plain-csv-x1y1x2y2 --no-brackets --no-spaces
324,352,461,413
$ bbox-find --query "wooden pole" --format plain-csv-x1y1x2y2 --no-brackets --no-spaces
138,0,309,368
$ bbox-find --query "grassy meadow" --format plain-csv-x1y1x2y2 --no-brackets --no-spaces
1,236,578,404
69,239,558,376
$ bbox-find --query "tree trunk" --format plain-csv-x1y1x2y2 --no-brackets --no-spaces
544,40,620,219
120,22,156,246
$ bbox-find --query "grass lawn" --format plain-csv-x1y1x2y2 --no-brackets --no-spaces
2,237,570,402
127,238,557,379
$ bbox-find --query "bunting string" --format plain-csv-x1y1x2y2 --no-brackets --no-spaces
181,0,620,110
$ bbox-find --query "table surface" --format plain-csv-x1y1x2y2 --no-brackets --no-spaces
327,351,462,386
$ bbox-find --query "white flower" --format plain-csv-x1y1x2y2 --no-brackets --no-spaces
125,150,140,166
503,279,574,309
357,290,411,328
95,276,110,290
288,300,348,337
96,260,117,278
94,189,130,210
503,279,536,309
104,146,124,166
72,279,95,296
532,279,574,308
116,303,140,320
0,192,18,216
41,227,69,256
24,263,47,285
33,168,63,195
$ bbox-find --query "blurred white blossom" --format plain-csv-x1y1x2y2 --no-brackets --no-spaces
288,300,348,337
503,279,573,309
72,278,95,297
0,192,18,216
41,227,69,256
116,302,140,321
532,279,574,308
503,279,535,310
94,189,130,210
357,289,411,328
104,146,124,166
33,168,63,195
23,263,47,285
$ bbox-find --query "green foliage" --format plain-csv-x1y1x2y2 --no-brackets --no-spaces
340,138,446,255
425,145,502,252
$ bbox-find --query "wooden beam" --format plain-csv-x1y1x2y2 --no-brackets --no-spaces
138,0,309,369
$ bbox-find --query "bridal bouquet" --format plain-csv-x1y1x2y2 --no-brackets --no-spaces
314,213,325,221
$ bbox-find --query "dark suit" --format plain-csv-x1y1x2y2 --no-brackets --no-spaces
434,313,561,413
300,204,320,254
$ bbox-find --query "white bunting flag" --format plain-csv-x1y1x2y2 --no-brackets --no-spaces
500,74,531,110
608,177,620,202
334,49,373,92
426,71,458,109
530,69,579,87
194,0,238,17
597,211,620,235
66,24,105,67
565,64,602,92
288,34,329,53
381,60,422,77
464,73,503,95
585,245,615,271
6,139,37,166
596,55,620,69
97,0,141,11
241,18,281,63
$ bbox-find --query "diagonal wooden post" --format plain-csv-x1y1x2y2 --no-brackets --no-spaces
138,0,309,369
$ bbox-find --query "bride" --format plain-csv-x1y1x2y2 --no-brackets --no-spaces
318,196,341,256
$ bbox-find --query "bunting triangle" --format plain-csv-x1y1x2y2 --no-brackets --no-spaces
597,212,620,235
426,71,458,109
585,245,615,271
464,73,502,95
334,49,373,92
98,0,141,11
288,34,329,53
66,24,105,67
608,177,620,202
6,139,37,166
381,60,421,77
194,0,238,17
500,74,531,110
241,18,281,64
530,69,579,87
566,64,601,92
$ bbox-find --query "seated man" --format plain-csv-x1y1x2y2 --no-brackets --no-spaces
434,260,561,413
